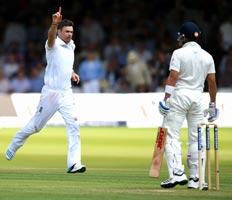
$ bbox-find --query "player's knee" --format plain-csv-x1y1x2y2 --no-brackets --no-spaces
23,120,43,134
32,117,47,133
33,124,42,133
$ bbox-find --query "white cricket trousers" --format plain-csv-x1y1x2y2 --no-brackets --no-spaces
7,86,82,169
162,89,204,178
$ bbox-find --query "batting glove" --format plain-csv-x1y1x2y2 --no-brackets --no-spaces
158,99,170,116
204,102,219,122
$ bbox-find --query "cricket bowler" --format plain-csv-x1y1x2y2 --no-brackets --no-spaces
5,7,86,174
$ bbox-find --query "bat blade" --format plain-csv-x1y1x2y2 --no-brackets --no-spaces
149,127,167,178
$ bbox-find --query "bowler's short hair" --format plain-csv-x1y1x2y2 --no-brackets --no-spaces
58,19,74,30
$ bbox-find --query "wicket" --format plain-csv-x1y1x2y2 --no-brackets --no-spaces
197,123,219,190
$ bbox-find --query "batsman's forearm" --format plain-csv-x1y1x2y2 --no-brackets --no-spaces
164,70,178,100
47,23,58,47
208,81,217,103
165,70,178,86
207,74,217,103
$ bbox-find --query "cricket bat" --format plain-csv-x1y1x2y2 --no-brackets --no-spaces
149,127,167,178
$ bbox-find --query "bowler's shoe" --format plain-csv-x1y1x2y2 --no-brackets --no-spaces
67,163,86,173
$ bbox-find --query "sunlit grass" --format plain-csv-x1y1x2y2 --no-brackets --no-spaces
0,127,231,200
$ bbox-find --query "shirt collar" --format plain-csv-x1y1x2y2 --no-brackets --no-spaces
183,41,201,48
56,36,75,49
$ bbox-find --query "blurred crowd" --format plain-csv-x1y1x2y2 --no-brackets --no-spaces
0,0,232,93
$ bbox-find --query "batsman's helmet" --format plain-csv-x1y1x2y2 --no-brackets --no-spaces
177,21,201,43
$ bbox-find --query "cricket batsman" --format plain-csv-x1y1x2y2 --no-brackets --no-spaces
158,21,219,189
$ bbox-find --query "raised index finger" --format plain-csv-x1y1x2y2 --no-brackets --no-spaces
58,6,62,14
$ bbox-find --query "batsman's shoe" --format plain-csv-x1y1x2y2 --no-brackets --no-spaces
67,163,86,173
5,149,15,160
188,177,208,190
161,171,188,188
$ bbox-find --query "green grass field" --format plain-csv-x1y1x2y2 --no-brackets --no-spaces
0,127,231,200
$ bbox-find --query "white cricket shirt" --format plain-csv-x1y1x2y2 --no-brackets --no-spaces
44,37,75,90
169,42,215,92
